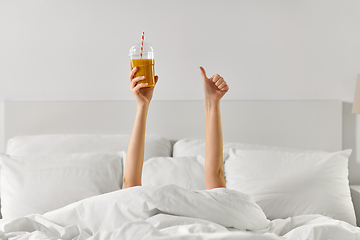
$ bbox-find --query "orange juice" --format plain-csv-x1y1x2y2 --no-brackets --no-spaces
131,59,155,87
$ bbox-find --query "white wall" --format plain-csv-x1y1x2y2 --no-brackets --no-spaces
1,0,360,172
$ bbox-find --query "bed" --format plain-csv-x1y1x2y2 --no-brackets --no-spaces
0,100,359,240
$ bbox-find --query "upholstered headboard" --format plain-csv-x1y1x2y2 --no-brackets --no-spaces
4,100,342,152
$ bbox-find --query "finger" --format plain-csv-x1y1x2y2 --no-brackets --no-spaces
131,76,145,88
215,77,224,87
130,62,133,71
131,75,145,85
218,81,227,89
212,74,221,83
199,66,208,80
221,84,229,91
129,67,138,81
133,82,148,93
154,75,159,85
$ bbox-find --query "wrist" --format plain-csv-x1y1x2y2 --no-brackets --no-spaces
205,97,220,107
137,101,150,110
205,98,220,113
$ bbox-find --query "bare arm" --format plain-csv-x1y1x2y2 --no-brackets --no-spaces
205,99,226,189
122,103,149,188
200,67,229,189
122,67,158,189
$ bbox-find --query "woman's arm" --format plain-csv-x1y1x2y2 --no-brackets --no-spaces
205,98,226,189
200,67,229,190
122,67,158,189
122,103,149,188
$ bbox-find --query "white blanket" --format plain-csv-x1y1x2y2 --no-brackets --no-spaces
0,185,359,240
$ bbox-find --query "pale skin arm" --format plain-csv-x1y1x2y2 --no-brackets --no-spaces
200,67,229,189
122,66,158,189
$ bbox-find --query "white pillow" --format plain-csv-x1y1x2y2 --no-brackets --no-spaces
0,152,123,221
224,148,356,225
142,156,206,190
173,138,312,159
6,134,172,160
4,134,171,197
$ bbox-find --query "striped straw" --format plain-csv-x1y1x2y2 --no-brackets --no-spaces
140,32,144,58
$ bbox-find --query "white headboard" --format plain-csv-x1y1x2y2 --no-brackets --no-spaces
4,100,342,152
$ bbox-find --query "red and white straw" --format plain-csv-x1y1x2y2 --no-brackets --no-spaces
140,32,144,58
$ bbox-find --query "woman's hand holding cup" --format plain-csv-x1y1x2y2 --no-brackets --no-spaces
129,66,158,106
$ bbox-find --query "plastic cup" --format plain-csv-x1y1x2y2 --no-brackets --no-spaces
129,42,155,88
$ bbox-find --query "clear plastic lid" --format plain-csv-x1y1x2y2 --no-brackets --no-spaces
129,42,154,59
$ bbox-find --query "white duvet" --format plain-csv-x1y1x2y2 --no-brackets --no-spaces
0,185,359,240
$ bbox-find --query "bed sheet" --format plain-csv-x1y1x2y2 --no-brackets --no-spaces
0,185,359,240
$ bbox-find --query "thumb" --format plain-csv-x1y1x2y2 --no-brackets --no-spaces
199,66,208,80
